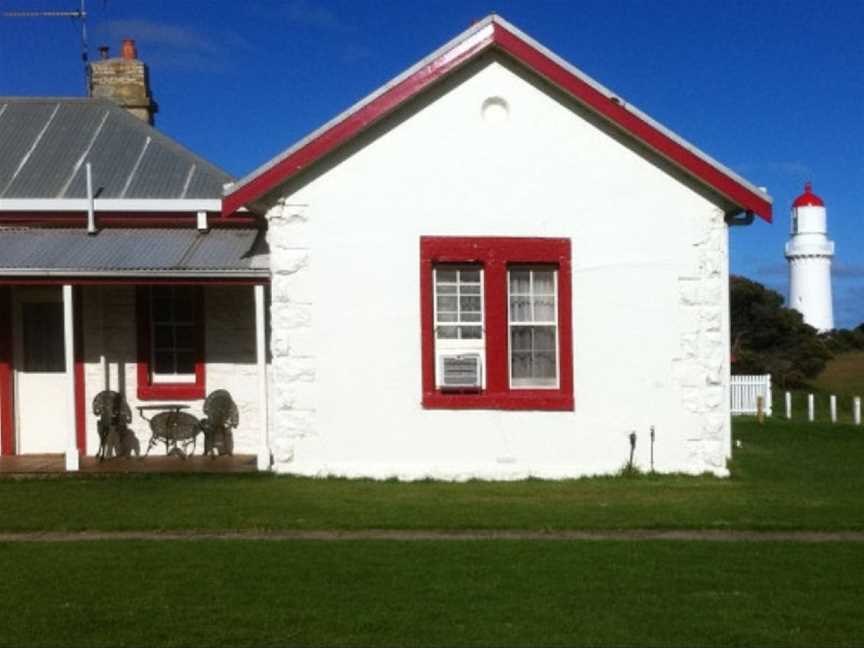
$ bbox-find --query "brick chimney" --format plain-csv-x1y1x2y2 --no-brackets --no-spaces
88,39,158,124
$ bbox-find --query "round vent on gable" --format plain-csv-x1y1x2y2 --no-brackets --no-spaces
481,97,509,124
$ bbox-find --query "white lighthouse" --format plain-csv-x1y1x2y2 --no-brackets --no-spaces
785,182,835,331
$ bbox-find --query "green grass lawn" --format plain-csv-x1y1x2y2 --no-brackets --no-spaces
1,418,863,532
1,539,863,648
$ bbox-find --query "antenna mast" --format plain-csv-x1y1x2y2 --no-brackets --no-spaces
2,0,91,92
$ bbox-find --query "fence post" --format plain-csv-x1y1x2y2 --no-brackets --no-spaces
808,393,815,422
785,391,792,419
855,397,861,426
830,395,837,423
756,396,765,423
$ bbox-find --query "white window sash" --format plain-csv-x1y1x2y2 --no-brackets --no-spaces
507,267,559,390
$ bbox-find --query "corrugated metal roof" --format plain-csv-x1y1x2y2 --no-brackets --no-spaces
0,227,269,277
0,98,232,200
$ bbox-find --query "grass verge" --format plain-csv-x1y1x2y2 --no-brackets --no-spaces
1,539,862,647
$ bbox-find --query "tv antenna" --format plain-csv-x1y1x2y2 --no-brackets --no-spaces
2,1,95,92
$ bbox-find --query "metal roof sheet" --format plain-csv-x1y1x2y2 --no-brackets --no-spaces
0,98,232,200
0,227,269,277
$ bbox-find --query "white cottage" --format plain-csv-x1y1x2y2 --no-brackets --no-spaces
222,16,773,479
1,18,773,478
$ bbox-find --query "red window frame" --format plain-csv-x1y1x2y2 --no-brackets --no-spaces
136,286,206,400
421,236,573,411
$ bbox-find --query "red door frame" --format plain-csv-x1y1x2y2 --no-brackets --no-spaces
0,285,86,456
0,287,14,455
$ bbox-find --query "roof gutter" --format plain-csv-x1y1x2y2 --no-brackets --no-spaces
0,199,222,213
0,269,270,279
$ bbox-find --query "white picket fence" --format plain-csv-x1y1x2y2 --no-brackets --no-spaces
731,374,772,416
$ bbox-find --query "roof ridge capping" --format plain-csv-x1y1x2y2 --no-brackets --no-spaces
223,14,773,222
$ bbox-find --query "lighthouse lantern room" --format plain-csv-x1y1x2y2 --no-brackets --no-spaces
785,182,835,332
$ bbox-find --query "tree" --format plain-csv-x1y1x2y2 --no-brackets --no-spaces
730,275,832,387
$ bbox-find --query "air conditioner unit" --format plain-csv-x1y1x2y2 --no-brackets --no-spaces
439,353,482,390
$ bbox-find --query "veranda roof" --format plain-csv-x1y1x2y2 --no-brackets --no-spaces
0,227,269,278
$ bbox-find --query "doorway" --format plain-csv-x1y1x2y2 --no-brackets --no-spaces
13,287,68,454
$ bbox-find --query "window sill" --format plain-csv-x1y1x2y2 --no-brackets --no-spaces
138,383,205,401
423,391,573,411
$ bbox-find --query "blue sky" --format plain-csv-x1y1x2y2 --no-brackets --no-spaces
2,0,862,327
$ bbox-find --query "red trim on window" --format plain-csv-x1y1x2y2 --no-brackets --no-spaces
223,20,771,222
0,287,15,455
136,287,206,401
420,237,573,411
73,287,86,453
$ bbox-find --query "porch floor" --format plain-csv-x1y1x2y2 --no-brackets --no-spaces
0,454,259,475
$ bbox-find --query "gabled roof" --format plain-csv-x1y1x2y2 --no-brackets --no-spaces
223,15,773,222
0,98,231,202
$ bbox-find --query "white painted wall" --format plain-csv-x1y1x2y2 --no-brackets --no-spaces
80,285,263,456
266,55,732,479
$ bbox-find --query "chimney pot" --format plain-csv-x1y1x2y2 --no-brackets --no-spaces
98,45,109,60
121,39,137,60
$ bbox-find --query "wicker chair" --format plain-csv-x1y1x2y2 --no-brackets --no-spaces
92,390,138,460
200,389,238,457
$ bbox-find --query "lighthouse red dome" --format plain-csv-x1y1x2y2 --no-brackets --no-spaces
793,182,824,208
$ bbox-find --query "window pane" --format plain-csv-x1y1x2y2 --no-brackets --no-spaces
437,296,458,312
174,298,195,323
151,299,172,322
175,352,196,375
436,269,457,283
510,297,531,322
460,269,481,283
510,270,530,294
153,351,174,375
535,352,557,380
174,326,197,350
460,296,481,312
533,296,555,321
462,311,482,322
511,351,531,379
437,326,458,339
460,326,482,339
154,325,173,348
511,326,532,351
437,284,457,295
437,311,457,322
461,284,481,295
21,302,65,373
533,271,555,295
533,327,556,351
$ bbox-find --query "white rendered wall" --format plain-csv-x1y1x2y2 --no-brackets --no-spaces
266,55,733,479
80,285,264,456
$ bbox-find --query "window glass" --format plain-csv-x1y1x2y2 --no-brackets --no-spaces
434,266,484,340
21,302,65,373
508,268,558,387
149,287,199,380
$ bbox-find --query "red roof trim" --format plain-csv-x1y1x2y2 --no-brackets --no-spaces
223,18,772,223
222,25,496,216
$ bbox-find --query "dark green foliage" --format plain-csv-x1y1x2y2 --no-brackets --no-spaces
822,325,864,354
730,275,832,386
